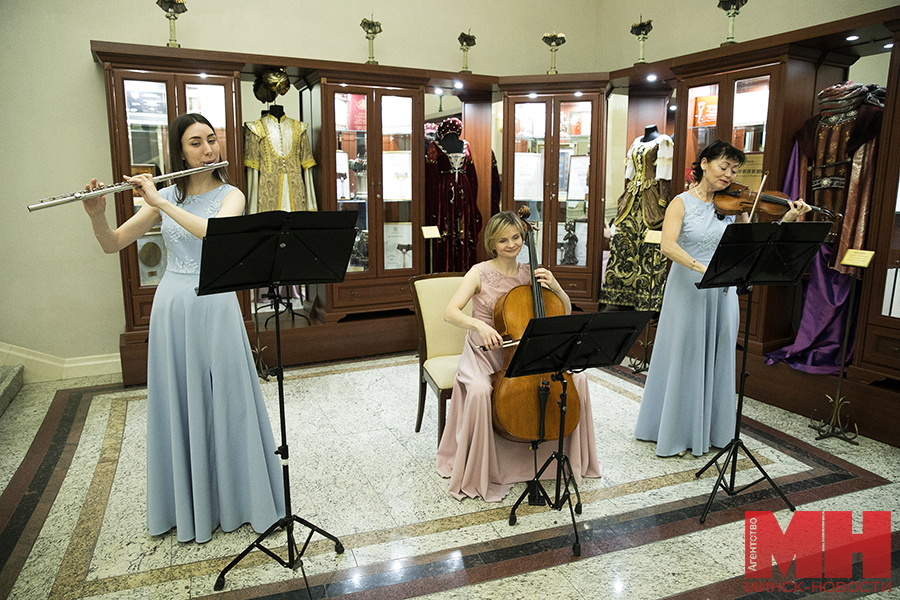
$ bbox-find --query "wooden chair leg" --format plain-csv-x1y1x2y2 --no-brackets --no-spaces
437,390,449,448
416,374,427,433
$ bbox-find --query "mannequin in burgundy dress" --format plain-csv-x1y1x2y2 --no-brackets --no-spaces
425,117,482,272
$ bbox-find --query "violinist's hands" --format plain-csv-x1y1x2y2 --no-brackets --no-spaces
124,173,165,209
533,267,563,294
82,179,107,218
782,199,812,222
475,321,504,352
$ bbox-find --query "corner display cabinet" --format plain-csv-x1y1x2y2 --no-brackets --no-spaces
498,75,607,311
300,72,426,323
670,47,850,355
91,42,247,385
853,24,900,384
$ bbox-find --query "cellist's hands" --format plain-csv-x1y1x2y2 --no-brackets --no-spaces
533,267,563,295
475,322,505,351
782,199,812,222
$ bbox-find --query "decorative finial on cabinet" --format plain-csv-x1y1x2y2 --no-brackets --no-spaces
541,31,566,75
360,16,383,65
630,17,653,65
458,30,476,74
718,0,748,46
156,0,187,48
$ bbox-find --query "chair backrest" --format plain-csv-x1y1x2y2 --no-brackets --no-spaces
409,273,472,361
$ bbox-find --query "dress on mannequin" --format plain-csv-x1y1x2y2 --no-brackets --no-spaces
425,118,482,272
243,111,317,213
599,126,673,311
765,82,884,374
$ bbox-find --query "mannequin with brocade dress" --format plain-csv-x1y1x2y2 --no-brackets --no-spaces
425,117,482,272
765,82,884,374
599,126,673,311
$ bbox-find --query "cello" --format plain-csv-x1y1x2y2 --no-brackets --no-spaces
490,206,581,442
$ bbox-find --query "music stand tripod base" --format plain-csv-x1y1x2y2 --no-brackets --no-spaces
502,310,652,556
198,209,358,592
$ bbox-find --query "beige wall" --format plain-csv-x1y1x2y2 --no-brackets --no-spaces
0,0,894,380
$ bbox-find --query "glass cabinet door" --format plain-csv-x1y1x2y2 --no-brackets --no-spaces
380,94,414,271
730,74,770,191
334,91,371,273
512,100,549,262
683,83,719,189
882,177,900,317
123,77,172,287
556,100,592,267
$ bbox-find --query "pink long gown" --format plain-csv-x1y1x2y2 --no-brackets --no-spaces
436,261,601,501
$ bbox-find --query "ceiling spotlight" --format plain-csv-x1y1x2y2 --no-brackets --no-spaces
453,81,464,89
669,105,677,111
528,93,538,99
885,43,894,49
434,88,444,95
574,91,583,97
846,35,859,41
647,74,658,82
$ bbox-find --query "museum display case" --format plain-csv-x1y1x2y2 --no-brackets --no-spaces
498,75,607,310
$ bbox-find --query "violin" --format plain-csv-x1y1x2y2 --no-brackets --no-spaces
713,182,836,222
489,206,580,443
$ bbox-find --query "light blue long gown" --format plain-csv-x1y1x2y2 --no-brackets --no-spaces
634,191,739,457
146,183,285,543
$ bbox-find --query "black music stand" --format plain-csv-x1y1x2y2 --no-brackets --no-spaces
694,221,832,523
197,209,358,593
505,310,652,555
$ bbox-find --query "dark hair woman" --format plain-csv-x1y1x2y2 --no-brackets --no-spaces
634,141,810,457
82,114,284,543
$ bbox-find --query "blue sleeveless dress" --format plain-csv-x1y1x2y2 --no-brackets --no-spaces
146,183,285,543
634,191,739,457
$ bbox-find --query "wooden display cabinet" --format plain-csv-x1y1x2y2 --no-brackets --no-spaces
301,72,426,323
670,48,849,355
498,75,608,311
852,23,900,384
92,41,249,385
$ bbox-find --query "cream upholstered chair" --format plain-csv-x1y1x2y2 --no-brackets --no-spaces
409,273,472,446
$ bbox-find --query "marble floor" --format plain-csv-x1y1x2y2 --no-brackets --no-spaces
0,353,898,600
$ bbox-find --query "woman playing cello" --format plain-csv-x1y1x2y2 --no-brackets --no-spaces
437,211,600,501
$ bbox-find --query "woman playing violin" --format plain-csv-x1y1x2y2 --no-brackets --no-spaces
634,140,811,457
437,211,600,501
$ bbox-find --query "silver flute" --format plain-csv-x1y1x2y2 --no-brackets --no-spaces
27,161,229,212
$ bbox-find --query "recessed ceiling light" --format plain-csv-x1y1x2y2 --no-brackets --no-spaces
574,91,583,97
434,88,443,95
646,74,658,82
885,43,894,49
669,105,677,111
453,81,464,89
528,93,538,99
846,35,860,41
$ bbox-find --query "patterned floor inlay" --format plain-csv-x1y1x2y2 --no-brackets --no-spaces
0,357,896,600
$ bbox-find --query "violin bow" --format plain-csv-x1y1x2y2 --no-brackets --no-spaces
748,171,769,223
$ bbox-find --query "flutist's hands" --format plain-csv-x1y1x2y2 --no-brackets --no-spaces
124,173,165,208
82,179,107,217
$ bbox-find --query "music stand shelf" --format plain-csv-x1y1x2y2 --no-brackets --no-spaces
198,209,357,593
